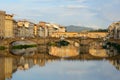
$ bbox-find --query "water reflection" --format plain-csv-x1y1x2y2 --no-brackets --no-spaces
0,57,13,80
89,41,120,57
0,56,119,80
89,41,108,57
49,45,79,57
109,59,120,70
10,47,37,56
0,40,120,80
10,40,37,56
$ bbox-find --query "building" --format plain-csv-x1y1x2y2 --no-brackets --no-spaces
16,20,35,38
13,20,18,37
46,23,66,36
0,11,5,38
0,11,14,38
38,21,66,37
33,24,38,37
108,21,120,39
59,26,66,32
5,14,14,38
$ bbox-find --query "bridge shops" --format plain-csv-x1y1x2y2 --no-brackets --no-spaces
50,32,108,39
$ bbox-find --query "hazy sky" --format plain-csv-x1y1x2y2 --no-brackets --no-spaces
0,0,120,28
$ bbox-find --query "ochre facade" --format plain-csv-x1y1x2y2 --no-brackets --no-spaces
5,14,14,38
0,11,5,38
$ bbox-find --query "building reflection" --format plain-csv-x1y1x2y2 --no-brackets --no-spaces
109,59,120,70
0,54,119,80
0,57,13,80
0,56,60,80
89,41,119,57
0,57,5,80
89,41,108,57
88,41,120,71
16,57,46,70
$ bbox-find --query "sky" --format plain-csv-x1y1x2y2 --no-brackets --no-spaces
0,0,120,29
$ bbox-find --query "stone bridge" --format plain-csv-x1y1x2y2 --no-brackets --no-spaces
0,37,103,48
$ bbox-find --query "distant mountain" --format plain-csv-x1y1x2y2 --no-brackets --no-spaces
65,25,93,32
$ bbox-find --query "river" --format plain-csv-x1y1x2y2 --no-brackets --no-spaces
0,41,120,80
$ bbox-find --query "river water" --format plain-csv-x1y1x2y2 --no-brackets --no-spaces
0,41,120,80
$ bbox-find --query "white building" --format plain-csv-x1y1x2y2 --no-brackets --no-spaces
16,20,35,38
38,22,66,37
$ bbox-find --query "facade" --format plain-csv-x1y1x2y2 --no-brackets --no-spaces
5,14,14,38
59,27,66,32
38,21,47,37
0,11,5,38
0,11,14,38
38,26,46,37
108,21,120,39
16,20,35,38
33,24,38,37
13,20,18,37
38,21,66,37
47,23,66,36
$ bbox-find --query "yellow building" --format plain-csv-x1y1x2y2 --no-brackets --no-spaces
5,14,14,38
0,11,14,38
33,24,38,37
0,11,5,38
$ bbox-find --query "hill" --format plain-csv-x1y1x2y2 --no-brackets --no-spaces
65,25,93,32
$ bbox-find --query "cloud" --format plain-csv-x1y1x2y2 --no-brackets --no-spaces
34,0,52,1
67,0,86,2
60,5,88,9
100,1,120,22
65,69,88,75
0,0,119,28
